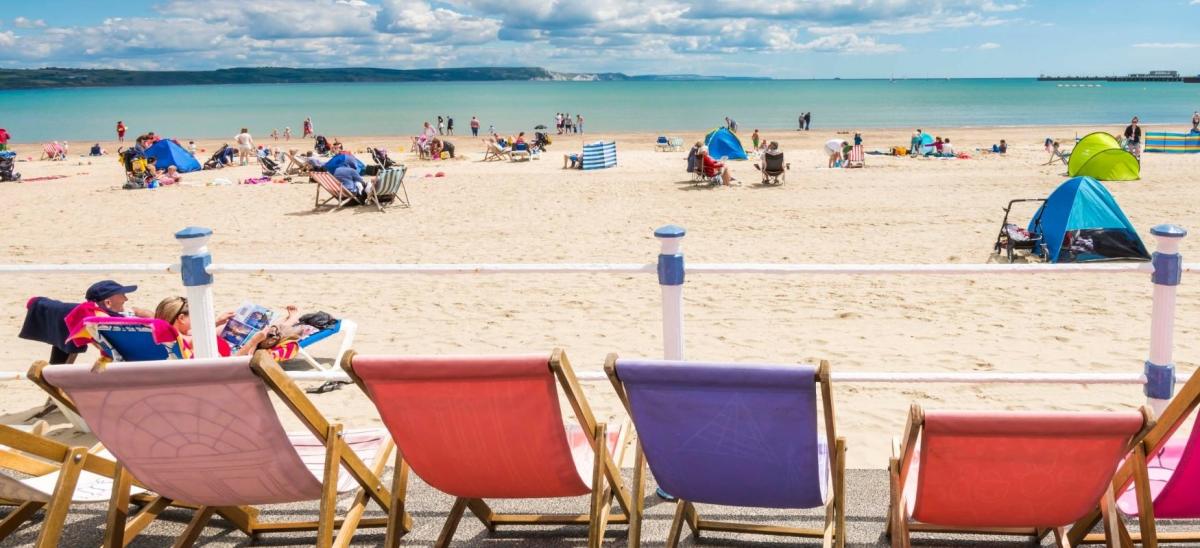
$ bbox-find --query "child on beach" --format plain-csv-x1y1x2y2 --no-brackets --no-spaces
270,129,278,141
188,141,197,155
284,127,292,141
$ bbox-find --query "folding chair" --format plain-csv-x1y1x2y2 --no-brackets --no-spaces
655,136,671,151
757,150,789,185
0,424,163,547
1068,367,1200,545
845,145,865,168
606,355,846,547
68,316,182,363
889,404,1154,548
312,172,364,213
370,167,410,211
30,351,409,547
341,348,633,548
295,319,358,371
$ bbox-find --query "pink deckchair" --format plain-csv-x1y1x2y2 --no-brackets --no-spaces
1070,367,1200,545
312,171,364,212
30,351,409,548
889,404,1154,547
845,144,864,168
342,348,633,548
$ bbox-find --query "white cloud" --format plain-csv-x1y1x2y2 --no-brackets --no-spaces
1133,42,1200,48
979,42,1001,49
13,16,45,28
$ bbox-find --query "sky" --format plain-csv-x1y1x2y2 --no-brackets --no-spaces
1,0,1199,78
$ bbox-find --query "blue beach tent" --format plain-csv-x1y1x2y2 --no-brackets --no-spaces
703,127,747,160
1029,176,1149,263
323,153,365,174
144,139,201,173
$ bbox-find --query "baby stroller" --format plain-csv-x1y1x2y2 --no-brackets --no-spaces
260,155,282,176
368,147,398,169
203,144,232,170
0,151,19,182
315,135,330,155
993,198,1048,263
532,131,551,152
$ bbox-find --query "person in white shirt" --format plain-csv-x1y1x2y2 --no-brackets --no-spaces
234,128,254,166
942,138,955,156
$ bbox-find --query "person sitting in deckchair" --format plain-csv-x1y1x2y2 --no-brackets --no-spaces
1044,141,1071,165
333,162,372,200
699,146,734,186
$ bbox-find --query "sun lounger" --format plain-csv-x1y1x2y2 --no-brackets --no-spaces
510,142,532,162
1067,367,1200,545
312,171,364,213
605,356,845,547
370,166,410,211
889,404,1154,547
294,318,358,371
655,136,671,151
30,351,408,547
0,424,159,547
341,348,633,548
845,144,865,168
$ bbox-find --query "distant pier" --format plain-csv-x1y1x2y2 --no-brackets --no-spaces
1040,70,1197,83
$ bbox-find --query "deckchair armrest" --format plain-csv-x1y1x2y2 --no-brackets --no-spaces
891,436,901,459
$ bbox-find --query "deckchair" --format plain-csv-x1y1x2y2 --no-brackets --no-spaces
655,136,671,151
341,348,633,548
1068,367,1200,545
312,171,364,213
0,424,162,547
29,351,409,548
68,316,182,363
370,167,410,211
889,404,1154,548
482,141,511,162
40,143,62,161
605,355,846,547
510,142,532,162
845,145,865,168
285,150,311,175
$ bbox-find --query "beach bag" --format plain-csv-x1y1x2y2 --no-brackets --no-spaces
893,146,908,156
298,311,338,330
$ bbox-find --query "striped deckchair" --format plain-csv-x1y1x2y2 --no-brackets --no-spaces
845,145,865,168
1144,132,1200,154
370,166,409,211
312,171,364,213
582,141,617,170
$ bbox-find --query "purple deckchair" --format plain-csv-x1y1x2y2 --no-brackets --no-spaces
606,355,845,548
31,352,407,547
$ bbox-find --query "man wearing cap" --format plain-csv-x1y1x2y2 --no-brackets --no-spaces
86,280,152,318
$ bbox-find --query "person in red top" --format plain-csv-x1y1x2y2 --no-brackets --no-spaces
116,121,126,143
0,128,9,151
699,146,733,186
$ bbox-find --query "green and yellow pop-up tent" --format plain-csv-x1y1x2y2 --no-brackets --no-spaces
1067,132,1140,181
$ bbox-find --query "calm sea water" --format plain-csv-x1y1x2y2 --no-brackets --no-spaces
3,79,1199,142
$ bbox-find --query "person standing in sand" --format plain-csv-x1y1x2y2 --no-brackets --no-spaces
283,127,292,141
235,128,254,166
447,116,454,136
1123,116,1142,159
576,114,583,134
470,116,480,137
804,112,811,131
1192,111,1199,133
116,121,126,143
437,116,445,135
270,128,278,141
303,117,313,138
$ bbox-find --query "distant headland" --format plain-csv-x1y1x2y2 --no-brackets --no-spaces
0,66,771,90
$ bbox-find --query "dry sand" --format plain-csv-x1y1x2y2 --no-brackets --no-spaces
1,125,1197,468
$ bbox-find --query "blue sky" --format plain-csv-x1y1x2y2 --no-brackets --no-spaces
1,0,1198,78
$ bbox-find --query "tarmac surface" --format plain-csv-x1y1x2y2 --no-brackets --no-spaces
1,468,1170,547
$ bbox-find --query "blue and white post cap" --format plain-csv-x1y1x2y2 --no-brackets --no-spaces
175,226,213,287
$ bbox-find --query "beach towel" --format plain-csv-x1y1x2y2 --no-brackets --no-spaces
241,176,271,185
20,297,86,355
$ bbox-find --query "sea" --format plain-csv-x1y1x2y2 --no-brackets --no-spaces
3,78,1199,142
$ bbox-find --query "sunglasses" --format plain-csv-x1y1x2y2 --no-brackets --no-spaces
168,297,189,325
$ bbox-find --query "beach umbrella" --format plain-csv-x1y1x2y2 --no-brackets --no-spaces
534,125,547,130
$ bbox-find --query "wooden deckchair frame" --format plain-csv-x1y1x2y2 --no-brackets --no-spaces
341,348,634,548
28,351,410,548
312,172,365,213
605,355,846,548
888,404,1155,548
1069,368,1200,546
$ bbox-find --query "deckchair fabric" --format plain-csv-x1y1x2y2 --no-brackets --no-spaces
615,359,827,509
1116,410,1200,518
846,145,864,167
312,171,361,211
70,317,180,362
348,353,594,498
909,411,1145,528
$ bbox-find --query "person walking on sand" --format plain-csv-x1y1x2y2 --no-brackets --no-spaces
470,116,480,137
116,121,126,143
576,113,583,134
798,113,804,131
283,127,292,141
1123,116,1143,159
270,128,279,141
437,116,445,135
447,116,454,136
234,128,254,166
302,117,313,138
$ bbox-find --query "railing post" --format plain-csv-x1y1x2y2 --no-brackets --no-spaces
655,225,686,361
1146,224,1187,416
175,227,218,359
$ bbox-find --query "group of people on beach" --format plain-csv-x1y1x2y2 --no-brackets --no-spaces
555,113,582,134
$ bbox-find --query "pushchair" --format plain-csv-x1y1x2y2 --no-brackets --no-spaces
367,147,397,169
992,198,1048,263
203,144,232,170
260,155,282,176
315,135,331,155
532,132,552,152
0,151,19,182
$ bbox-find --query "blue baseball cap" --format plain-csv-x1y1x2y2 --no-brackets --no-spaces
85,280,138,302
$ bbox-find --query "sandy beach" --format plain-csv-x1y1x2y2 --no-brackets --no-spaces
1,125,1197,468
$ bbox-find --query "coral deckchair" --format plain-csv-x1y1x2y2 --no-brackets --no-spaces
482,141,511,161
0,424,160,547
1068,367,1200,545
29,351,409,548
605,355,846,547
341,348,633,548
889,404,1154,548
312,171,364,212
370,166,410,211
845,145,865,168
40,143,63,161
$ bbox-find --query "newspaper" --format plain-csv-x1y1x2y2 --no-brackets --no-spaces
218,302,274,351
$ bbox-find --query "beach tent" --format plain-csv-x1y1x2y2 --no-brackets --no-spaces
1067,132,1139,181
1029,176,1149,263
1145,132,1200,153
582,141,617,170
918,133,934,155
144,139,201,173
323,153,365,174
703,127,747,160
